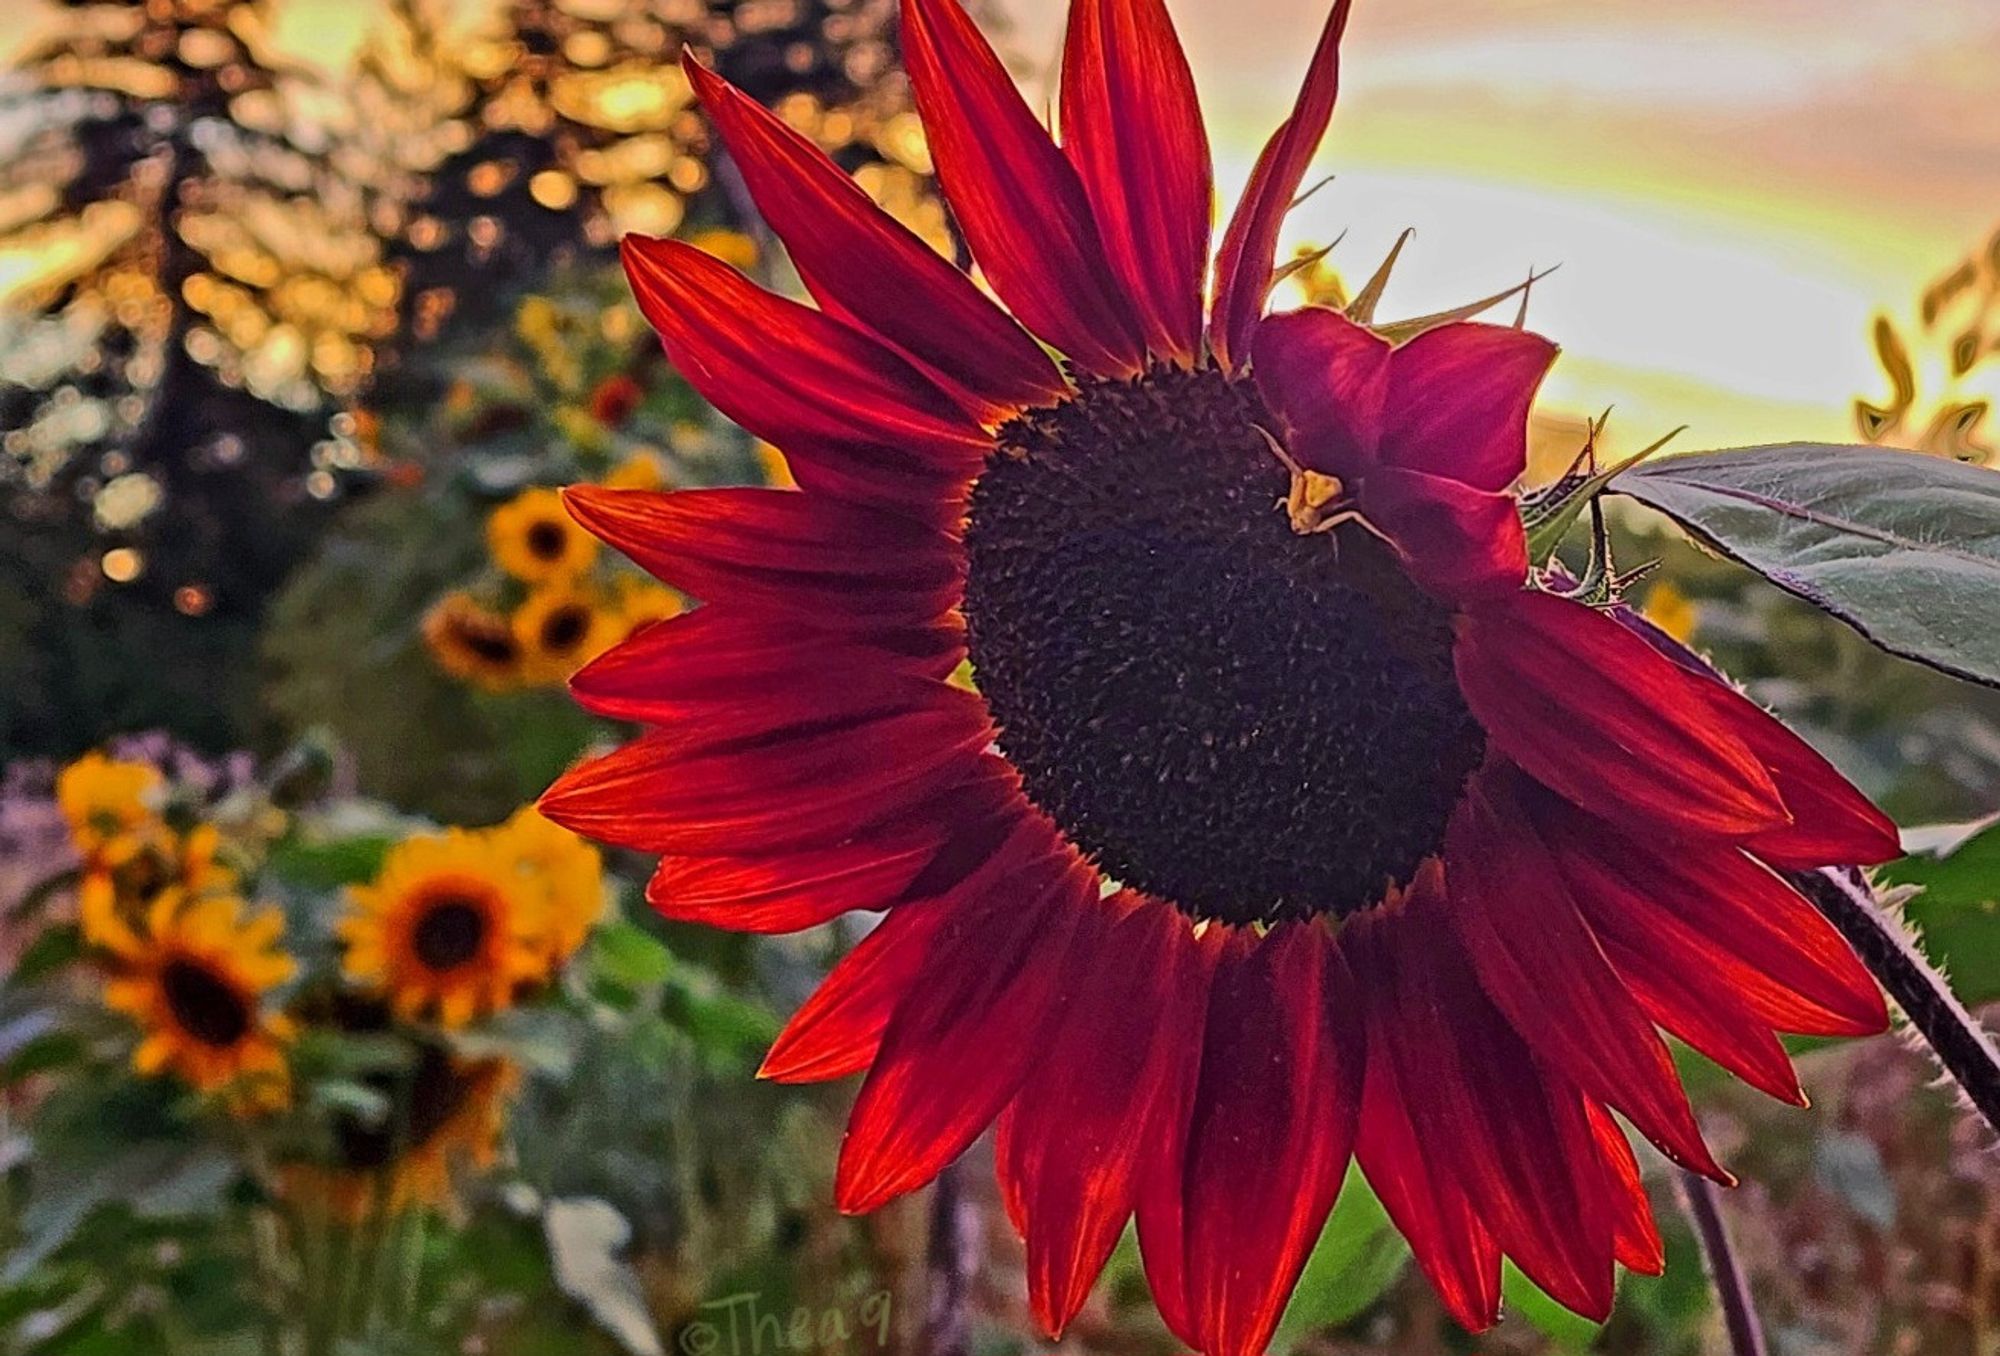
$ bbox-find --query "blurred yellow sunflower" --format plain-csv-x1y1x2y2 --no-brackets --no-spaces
610,577,686,641
340,830,545,1026
56,752,162,857
603,450,669,492
394,1054,517,1209
79,821,236,952
751,439,795,490
282,1049,517,1221
496,806,605,969
1643,580,1700,645
422,592,527,691
487,486,597,584
513,582,622,684
101,891,294,1107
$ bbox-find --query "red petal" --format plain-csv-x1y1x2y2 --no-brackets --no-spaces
835,851,1102,1212
1346,886,1502,1332
1360,465,1528,603
1597,924,1806,1106
1446,765,1726,1182
1587,1104,1665,1277
682,57,1062,417
1059,0,1210,364
1251,306,1389,476
1132,930,1224,1349
646,831,947,934
569,607,962,726
1181,924,1363,1356
539,690,990,854
1453,591,1788,839
563,487,962,627
620,237,986,522
760,902,952,1082
1379,323,1556,492
1605,601,1899,868
900,0,1146,376
1696,684,1902,868
1209,0,1355,371
1534,796,1889,1039
998,897,1209,1336
1368,894,1619,1321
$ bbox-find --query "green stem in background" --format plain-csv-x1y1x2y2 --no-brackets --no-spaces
395,1209,429,1334
1791,866,2000,1137
1678,1171,1768,1356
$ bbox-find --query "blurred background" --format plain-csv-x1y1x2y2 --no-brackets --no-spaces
2,0,1999,1353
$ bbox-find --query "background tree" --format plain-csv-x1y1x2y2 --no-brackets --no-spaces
0,0,394,754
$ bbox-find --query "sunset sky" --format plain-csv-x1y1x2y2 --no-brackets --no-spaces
8,0,1999,455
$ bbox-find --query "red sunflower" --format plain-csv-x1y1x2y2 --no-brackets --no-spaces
541,0,1901,1349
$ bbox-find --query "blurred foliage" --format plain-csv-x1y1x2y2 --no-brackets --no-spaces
262,260,765,823
0,738,898,1356
0,0,952,763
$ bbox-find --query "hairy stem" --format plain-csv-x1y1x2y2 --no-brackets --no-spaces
1790,866,2000,1136
1678,1169,1767,1356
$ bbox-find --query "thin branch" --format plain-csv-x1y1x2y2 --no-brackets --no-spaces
1678,1169,1768,1356
1790,866,2000,1137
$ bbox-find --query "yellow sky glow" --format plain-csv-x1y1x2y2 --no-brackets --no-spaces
7,0,1997,456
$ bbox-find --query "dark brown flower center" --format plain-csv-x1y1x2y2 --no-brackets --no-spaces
445,609,520,664
526,519,569,561
540,605,591,653
412,897,488,971
333,1041,475,1169
963,364,1486,927
162,957,252,1047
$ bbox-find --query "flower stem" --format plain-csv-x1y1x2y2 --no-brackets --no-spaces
922,1160,975,1356
1789,866,2000,1136
1678,1169,1767,1356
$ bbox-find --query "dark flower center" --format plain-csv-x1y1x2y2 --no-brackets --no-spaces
334,1041,473,1169
162,958,252,1047
526,520,569,560
963,365,1487,926
412,897,488,971
540,605,591,653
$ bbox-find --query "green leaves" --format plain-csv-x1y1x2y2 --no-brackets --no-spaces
1272,1166,1409,1349
1613,446,2000,688
1882,815,2000,1004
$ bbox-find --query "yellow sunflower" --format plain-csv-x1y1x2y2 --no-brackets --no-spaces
603,450,669,492
751,438,796,490
1643,579,1700,645
339,830,546,1026
610,576,686,642
101,890,294,1107
281,1049,517,1222
79,821,236,953
422,591,527,692
56,752,163,857
496,805,605,969
512,582,623,684
487,486,597,584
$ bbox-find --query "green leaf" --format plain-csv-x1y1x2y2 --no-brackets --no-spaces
1613,446,2000,688
1502,1263,1603,1351
589,921,674,992
1880,814,2000,1003
264,833,395,890
10,927,82,986
1273,1165,1410,1348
